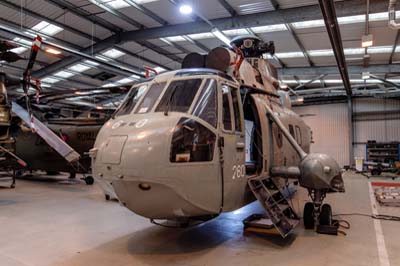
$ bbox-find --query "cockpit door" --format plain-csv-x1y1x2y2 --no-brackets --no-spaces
218,83,246,211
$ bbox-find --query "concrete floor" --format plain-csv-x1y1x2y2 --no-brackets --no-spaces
0,172,399,266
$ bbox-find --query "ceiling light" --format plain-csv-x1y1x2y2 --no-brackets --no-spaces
223,28,251,36
187,32,214,40
117,78,135,84
211,28,231,46
101,48,125,59
179,4,193,15
361,34,373,48
45,48,61,55
96,0,130,9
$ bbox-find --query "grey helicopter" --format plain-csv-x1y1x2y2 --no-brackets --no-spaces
90,36,345,237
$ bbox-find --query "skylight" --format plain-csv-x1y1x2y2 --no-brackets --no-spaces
42,77,60,84
154,66,166,73
68,64,92,72
53,71,75,79
274,51,304,59
84,60,100,66
223,28,251,36
101,48,125,59
10,47,28,54
251,24,287,33
96,0,130,9
291,20,325,29
308,49,334,57
32,21,63,36
117,78,135,84
187,32,215,40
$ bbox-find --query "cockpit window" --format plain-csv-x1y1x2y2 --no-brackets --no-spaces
114,84,148,117
222,85,233,131
155,79,202,113
192,79,218,128
135,82,166,114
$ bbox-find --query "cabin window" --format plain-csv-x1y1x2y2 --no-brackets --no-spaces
192,79,218,128
135,82,166,114
170,118,216,163
222,85,233,131
295,126,302,145
289,124,295,138
230,86,242,133
156,79,202,113
115,84,148,117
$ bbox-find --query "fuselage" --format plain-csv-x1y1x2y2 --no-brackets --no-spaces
91,68,311,220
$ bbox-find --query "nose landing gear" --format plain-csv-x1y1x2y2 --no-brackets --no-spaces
303,189,336,235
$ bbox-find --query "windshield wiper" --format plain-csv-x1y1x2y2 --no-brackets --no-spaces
164,86,178,116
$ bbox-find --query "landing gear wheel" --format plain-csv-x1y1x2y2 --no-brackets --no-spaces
84,176,94,185
371,168,381,176
10,183,15,189
105,194,110,201
319,204,332,226
69,172,76,179
303,202,315,229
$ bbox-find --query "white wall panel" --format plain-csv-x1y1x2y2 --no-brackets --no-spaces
293,103,350,167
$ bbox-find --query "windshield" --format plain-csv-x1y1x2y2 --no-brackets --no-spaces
135,82,166,114
155,79,202,113
114,84,148,117
192,79,218,128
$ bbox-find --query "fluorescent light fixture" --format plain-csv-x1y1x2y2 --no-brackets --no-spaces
42,77,60,84
32,21,63,36
361,34,373,48
179,4,193,15
343,48,365,55
102,48,125,59
251,24,287,33
211,28,231,46
68,64,91,72
53,71,75,79
223,28,251,36
45,48,61,55
187,32,214,40
10,47,28,54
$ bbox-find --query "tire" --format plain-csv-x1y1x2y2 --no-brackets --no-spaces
85,176,94,185
371,169,381,176
319,204,332,226
105,194,110,201
303,202,315,230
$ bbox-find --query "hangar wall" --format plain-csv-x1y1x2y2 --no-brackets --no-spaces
293,103,350,167
293,99,400,167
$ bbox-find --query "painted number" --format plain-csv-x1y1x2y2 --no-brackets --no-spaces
232,165,245,180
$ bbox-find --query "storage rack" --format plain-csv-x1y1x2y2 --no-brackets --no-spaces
366,141,400,164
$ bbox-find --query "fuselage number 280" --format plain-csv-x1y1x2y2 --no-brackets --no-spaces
232,165,245,180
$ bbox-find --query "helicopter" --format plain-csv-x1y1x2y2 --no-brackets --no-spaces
0,36,122,186
90,36,345,237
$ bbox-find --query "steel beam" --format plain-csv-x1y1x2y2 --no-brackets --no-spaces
120,0,387,42
319,0,352,96
217,0,237,16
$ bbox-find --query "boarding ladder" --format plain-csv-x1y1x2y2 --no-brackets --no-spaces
247,176,300,237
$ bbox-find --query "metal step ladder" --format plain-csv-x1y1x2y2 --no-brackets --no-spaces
246,176,300,237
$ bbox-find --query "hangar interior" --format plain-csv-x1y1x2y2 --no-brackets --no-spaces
1,0,400,266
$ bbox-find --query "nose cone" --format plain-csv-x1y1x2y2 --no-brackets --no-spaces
299,153,344,192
